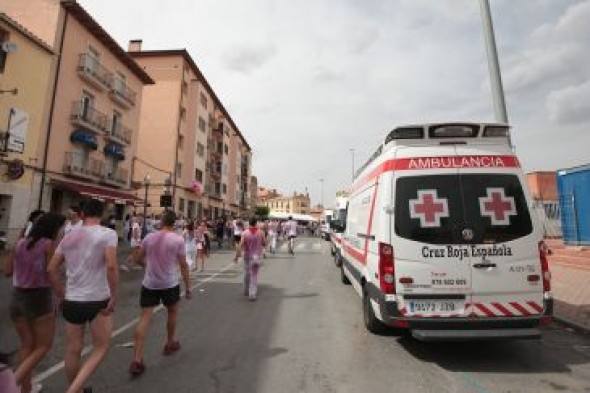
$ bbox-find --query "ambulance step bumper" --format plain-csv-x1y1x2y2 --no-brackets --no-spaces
411,328,542,342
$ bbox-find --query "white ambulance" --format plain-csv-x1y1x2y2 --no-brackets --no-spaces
341,123,552,341
330,196,348,267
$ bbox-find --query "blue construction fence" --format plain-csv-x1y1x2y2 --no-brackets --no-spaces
557,164,590,245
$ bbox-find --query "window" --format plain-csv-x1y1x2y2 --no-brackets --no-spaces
215,182,221,195
178,135,184,149
198,117,206,132
180,106,186,119
224,144,229,155
0,29,9,73
195,169,203,182
394,174,532,245
176,162,182,177
196,143,205,157
217,142,223,154
200,93,208,109
113,71,126,93
80,91,94,120
222,184,227,194
111,110,121,133
179,198,185,213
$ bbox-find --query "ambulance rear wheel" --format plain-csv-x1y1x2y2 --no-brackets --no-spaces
341,265,351,285
363,290,388,334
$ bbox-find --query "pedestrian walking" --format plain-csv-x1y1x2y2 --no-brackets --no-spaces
47,199,118,393
183,221,197,271
128,210,191,376
64,206,82,235
268,220,278,254
241,217,266,301
286,216,298,255
232,218,244,263
124,216,142,268
4,212,66,393
215,219,225,249
196,220,208,271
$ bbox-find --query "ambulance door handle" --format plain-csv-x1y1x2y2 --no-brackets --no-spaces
473,262,497,269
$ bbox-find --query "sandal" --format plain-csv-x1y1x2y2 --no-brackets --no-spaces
163,340,181,355
129,360,146,376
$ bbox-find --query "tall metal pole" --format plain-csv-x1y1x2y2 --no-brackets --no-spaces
142,174,150,235
319,178,324,208
479,0,509,125
349,148,355,180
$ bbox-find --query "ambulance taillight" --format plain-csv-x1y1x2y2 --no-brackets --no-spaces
379,242,395,294
538,241,552,292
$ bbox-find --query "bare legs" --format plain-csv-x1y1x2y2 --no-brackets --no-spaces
13,313,55,393
64,313,113,393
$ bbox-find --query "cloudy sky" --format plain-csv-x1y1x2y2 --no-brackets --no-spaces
80,0,590,207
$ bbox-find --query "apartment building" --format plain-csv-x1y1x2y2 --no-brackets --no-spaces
129,43,253,220
3,1,154,223
0,13,55,244
265,192,311,215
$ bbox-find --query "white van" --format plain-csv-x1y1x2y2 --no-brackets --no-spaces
330,196,348,267
341,123,552,341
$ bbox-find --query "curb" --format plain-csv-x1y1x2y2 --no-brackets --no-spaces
554,313,590,336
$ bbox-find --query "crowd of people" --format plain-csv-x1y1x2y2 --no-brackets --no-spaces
1,199,312,393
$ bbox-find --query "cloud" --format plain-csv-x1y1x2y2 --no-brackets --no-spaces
224,43,277,74
547,79,590,124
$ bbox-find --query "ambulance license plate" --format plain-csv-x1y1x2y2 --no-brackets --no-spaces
407,300,463,314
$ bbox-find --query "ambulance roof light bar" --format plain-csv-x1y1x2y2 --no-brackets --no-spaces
482,125,510,137
429,124,479,138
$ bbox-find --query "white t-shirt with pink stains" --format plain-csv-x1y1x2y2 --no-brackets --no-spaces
55,225,118,302
141,231,186,290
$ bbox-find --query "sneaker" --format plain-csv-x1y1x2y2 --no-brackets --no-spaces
163,340,181,356
129,361,146,376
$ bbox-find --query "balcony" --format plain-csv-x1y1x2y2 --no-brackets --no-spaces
105,121,132,145
77,54,112,91
212,122,223,138
103,166,128,187
70,101,108,134
109,77,136,108
63,151,103,180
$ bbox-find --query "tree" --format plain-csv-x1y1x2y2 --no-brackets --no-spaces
254,205,270,218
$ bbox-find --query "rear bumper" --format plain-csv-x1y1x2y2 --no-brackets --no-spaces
411,328,541,341
364,282,553,340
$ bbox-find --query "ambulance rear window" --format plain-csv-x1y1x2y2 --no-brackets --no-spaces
395,174,532,245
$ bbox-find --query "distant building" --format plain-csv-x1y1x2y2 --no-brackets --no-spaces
526,171,561,239
526,171,558,201
265,192,310,215
309,205,324,221
0,12,55,245
250,176,258,209
128,43,253,219
257,187,281,204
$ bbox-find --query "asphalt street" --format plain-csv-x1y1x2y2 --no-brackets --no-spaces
3,237,590,392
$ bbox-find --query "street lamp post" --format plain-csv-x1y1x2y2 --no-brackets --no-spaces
319,178,324,209
349,148,355,181
142,174,151,236
479,0,509,125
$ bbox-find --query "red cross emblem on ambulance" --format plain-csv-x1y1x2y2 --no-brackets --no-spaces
479,187,517,226
409,190,449,228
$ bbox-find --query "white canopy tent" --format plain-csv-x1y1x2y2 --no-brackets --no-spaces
268,211,317,222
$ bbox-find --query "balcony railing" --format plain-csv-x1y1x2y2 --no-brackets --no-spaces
109,77,137,108
104,166,128,187
63,151,103,180
70,101,109,134
106,121,132,145
77,54,112,91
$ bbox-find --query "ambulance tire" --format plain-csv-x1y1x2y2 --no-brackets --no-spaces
330,245,336,256
341,265,351,285
363,290,388,335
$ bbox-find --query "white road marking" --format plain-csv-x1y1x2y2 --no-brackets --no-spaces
33,261,236,383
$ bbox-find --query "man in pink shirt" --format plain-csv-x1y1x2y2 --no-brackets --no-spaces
241,217,266,301
129,210,191,376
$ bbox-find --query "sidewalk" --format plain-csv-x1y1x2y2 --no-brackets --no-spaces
547,239,590,331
